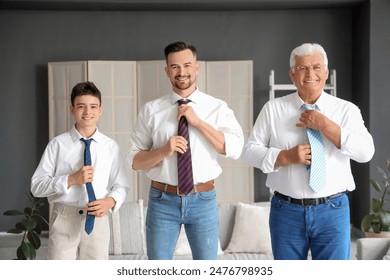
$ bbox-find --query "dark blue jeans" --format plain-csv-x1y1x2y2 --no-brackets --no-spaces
146,187,219,260
269,193,350,260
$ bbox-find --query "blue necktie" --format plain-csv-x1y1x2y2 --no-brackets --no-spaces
301,104,326,193
80,138,96,234
177,99,194,195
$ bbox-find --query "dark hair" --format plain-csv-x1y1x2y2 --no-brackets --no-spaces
70,81,101,106
164,41,197,61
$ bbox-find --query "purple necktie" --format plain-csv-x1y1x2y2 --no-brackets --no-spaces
177,99,194,195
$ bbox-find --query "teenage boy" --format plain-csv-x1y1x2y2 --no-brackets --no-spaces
31,81,130,259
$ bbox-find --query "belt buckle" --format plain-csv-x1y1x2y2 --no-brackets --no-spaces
176,187,186,196
301,198,320,206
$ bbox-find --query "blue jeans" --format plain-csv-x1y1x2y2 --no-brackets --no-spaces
146,186,219,260
269,193,350,260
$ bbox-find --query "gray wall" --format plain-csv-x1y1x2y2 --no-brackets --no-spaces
0,0,388,232
367,0,390,224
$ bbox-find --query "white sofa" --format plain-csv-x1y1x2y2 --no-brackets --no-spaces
0,200,273,260
108,200,274,260
356,238,390,260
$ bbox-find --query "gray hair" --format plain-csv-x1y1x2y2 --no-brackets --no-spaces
289,43,328,72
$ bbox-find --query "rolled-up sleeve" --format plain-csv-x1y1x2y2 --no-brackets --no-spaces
108,144,130,213
244,103,281,173
219,107,244,160
125,106,153,170
339,105,375,163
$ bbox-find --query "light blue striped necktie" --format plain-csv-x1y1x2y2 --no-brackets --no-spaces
301,104,326,192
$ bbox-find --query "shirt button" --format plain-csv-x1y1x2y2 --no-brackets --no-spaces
78,210,84,215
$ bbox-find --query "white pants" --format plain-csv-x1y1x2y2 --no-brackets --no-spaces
48,203,110,260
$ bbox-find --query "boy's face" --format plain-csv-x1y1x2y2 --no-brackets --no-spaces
70,95,102,131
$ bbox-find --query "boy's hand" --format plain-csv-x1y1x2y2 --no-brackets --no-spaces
67,166,94,187
86,197,116,217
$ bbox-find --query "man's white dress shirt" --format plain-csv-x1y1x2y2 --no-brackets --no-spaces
244,91,374,198
126,89,244,186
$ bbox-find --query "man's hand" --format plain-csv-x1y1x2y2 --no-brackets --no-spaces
177,102,226,154
86,197,116,217
275,144,311,167
178,103,201,127
296,110,326,131
297,110,341,149
132,135,188,170
162,135,188,156
68,166,94,188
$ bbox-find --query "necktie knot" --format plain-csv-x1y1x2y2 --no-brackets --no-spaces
80,138,93,147
301,103,318,111
178,99,191,106
80,138,93,166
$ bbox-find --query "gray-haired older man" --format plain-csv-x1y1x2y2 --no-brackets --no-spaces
244,43,374,260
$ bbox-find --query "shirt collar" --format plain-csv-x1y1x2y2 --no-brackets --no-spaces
294,90,328,112
169,87,202,105
70,124,102,143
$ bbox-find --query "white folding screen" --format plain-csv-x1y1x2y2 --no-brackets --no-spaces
48,60,253,203
48,61,87,139
206,61,254,203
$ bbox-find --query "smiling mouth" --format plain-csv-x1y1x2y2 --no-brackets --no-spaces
176,76,189,81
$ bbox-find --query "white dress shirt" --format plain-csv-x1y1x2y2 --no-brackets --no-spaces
126,89,244,185
244,91,374,198
31,125,130,212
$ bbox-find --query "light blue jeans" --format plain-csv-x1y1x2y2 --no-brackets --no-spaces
146,186,219,260
269,193,350,260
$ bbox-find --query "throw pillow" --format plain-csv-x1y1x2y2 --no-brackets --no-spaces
225,202,272,254
174,225,223,255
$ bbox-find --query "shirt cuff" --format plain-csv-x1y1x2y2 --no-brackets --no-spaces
223,132,244,160
56,175,71,194
264,148,282,173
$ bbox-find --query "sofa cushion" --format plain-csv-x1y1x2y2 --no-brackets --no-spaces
109,200,146,255
218,202,238,250
357,237,390,260
224,202,272,254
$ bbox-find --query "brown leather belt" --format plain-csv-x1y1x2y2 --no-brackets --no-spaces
151,180,214,196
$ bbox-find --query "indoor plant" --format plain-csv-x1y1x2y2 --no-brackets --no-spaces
3,192,49,260
360,159,390,236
